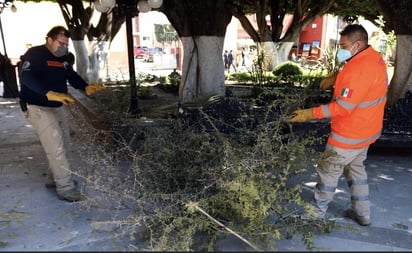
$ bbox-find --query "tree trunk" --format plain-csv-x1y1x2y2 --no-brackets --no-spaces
179,36,225,102
258,41,294,71
72,40,110,84
57,0,125,84
161,0,233,102
278,42,294,64
260,42,277,71
375,0,412,105
72,40,90,82
387,35,412,106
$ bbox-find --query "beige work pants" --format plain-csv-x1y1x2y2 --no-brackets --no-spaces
26,105,75,194
314,143,370,217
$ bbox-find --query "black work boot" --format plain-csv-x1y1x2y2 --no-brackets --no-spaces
45,180,78,189
345,209,371,226
57,189,82,202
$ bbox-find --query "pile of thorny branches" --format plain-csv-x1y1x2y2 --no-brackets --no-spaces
68,84,336,251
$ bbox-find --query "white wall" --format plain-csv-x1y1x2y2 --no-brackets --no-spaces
1,2,66,63
223,16,238,53
138,11,170,48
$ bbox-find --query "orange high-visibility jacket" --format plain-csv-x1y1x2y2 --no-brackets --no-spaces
312,46,388,149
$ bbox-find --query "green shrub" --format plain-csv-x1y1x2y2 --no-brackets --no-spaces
226,72,253,83
167,69,181,86
159,76,167,84
272,61,303,78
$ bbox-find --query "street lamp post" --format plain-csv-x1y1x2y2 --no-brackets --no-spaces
0,0,18,98
0,0,15,56
117,0,141,116
95,0,141,116
120,0,163,116
95,0,162,116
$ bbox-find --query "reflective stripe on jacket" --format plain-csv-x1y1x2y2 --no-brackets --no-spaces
312,46,388,149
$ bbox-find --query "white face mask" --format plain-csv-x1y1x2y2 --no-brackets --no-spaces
336,43,357,62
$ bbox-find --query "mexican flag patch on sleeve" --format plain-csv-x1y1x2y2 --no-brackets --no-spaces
341,88,353,98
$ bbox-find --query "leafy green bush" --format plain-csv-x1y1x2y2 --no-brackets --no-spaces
167,69,181,86
226,72,253,83
272,61,304,78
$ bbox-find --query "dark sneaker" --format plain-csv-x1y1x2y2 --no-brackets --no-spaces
57,189,82,202
345,209,371,226
45,180,78,189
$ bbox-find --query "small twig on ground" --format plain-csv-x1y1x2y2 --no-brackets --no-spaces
187,202,261,251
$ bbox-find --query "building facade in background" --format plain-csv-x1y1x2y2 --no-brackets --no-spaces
0,3,380,74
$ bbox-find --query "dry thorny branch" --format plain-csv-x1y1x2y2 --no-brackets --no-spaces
67,90,334,251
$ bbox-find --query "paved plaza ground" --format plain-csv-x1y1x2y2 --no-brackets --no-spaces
1,85,412,250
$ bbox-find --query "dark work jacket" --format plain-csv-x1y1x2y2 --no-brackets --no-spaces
19,45,88,107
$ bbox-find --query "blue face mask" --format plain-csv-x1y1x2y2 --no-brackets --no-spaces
336,48,352,62
336,43,356,62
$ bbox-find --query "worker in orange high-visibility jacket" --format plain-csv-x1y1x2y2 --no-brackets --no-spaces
287,24,388,226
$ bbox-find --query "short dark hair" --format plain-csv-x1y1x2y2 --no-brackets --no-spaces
340,24,368,44
46,26,70,40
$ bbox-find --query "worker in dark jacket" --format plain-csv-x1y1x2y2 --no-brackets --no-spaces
19,25,104,202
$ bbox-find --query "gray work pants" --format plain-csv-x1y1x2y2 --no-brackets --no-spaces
26,105,75,194
314,143,370,217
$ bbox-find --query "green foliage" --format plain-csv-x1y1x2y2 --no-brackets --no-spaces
73,60,340,250
272,61,304,78
154,70,181,94
140,73,158,83
317,47,344,75
386,30,396,52
246,49,285,97
233,1,342,42
158,76,167,84
154,24,178,46
296,47,344,79
329,0,382,28
373,15,397,62
224,53,329,106
123,120,327,251
250,49,273,85
226,72,253,83
167,69,181,86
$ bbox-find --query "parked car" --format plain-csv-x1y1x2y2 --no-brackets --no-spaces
143,47,164,62
134,46,147,59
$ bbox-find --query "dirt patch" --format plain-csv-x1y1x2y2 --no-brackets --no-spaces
139,85,180,110
91,84,181,119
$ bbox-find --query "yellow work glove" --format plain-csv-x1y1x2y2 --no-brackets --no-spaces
85,83,105,96
320,72,338,90
46,91,75,105
286,108,314,123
